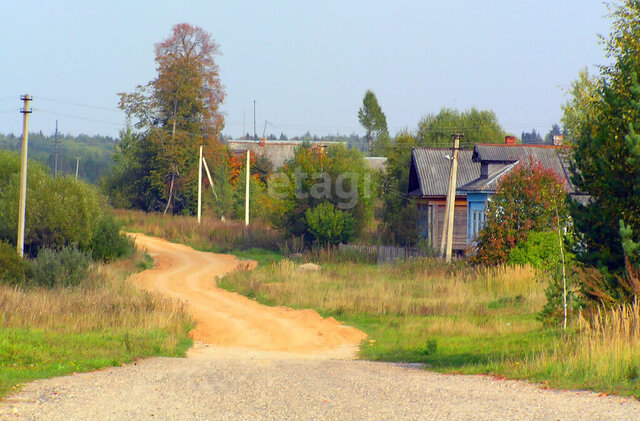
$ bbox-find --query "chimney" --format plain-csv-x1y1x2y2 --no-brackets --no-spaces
505,136,516,145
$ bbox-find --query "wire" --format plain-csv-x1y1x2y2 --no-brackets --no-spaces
36,109,125,127
38,96,121,112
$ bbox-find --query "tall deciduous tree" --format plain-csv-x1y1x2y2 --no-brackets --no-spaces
116,23,226,214
417,108,506,148
565,1,640,274
358,90,388,156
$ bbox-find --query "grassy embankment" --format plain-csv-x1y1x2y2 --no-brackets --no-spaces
116,209,640,397
0,250,193,397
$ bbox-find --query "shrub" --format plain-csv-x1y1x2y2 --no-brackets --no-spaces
0,151,105,256
30,246,91,288
509,231,568,272
472,159,568,265
90,215,134,262
305,202,356,246
0,241,27,286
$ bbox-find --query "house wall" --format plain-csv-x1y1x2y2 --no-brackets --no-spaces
466,192,490,244
416,197,468,252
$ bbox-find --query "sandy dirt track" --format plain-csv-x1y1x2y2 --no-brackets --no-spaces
130,233,366,358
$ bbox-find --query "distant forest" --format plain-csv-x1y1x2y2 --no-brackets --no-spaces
0,132,116,184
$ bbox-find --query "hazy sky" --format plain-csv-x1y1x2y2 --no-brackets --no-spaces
0,1,612,140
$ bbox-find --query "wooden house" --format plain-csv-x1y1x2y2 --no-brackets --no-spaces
408,142,582,253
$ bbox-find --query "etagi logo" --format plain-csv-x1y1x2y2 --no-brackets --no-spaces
267,167,372,210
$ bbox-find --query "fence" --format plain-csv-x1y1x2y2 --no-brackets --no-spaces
339,244,427,264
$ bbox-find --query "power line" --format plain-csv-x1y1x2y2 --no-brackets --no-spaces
38,96,121,112
36,109,125,127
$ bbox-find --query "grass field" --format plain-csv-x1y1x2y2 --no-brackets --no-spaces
0,250,193,397
115,210,640,398
220,258,640,397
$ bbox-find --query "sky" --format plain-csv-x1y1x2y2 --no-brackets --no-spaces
0,0,612,140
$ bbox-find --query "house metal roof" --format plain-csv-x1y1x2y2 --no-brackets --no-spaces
227,140,346,169
471,144,575,193
409,144,578,197
408,148,479,197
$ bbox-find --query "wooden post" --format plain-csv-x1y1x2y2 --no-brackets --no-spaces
441,134,461,262
17,95,32,257
245,150,250,226
198,145,203,224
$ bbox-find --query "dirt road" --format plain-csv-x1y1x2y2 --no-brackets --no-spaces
130,233,366,358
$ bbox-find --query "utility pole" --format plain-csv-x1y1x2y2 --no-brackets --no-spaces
253,100,257,140
17,95,32,257
245,150,250,226
440,134,462,262
75,157,79,179
198,145,203,224
53,120,59,178
243,108,246,139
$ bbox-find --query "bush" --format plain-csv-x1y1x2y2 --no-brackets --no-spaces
509,231,568,272
305,202,356,246
0,241,27,286
30,246,91,288
0,151,105,256
90,215,134,262
472,159,568,265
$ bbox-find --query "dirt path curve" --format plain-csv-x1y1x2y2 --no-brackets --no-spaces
130,233,366,358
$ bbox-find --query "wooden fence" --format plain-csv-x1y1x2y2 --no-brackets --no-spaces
339,244,427,264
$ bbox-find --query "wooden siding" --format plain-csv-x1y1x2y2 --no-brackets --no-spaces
416,197,468,252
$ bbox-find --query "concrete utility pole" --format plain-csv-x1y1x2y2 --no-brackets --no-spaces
440,134,462,262
245,150,250,226
198,145,203,224
75,157,80,179
17,95,32,257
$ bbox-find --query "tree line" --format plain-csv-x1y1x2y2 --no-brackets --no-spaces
0,132,115,183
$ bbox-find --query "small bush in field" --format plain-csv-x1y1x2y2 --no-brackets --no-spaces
30,246,90,288
0,241,27,286
305,202,356,246
90,215,134,262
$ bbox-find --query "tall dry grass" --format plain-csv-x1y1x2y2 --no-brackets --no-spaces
114,209,283,252
0,250,192,350
221,258,541,336
517,301,640,392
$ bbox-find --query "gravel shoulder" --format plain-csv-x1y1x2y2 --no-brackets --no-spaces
2,351,640,421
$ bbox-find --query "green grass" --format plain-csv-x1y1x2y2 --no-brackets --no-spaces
218,258,640,397
0,250,193,397
231,248,283,266
0,328,192,396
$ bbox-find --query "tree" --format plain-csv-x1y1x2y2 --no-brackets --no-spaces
268,143,373,243
305,202,355,245
116,23,225,214
544,123,566,145
521,129,543,145
472,159,568,265
565,1,640,275
378,130,419,245
417,108,506,148
358,90,388,156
